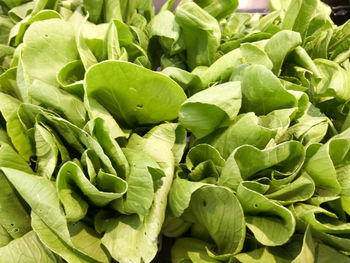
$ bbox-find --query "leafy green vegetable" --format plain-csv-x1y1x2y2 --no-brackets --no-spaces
0,0,349,262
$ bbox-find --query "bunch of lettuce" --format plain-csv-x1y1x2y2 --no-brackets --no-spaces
0,0,350,262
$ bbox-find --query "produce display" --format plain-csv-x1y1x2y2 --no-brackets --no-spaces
0,0,350,262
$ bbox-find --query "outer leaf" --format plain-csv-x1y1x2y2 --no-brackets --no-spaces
2,168,72,245
0,144,32,239
102,124,177,263
315,242,350,263
31,213,97,263
0,231,57,263
85,61,186,128
68,221,110,263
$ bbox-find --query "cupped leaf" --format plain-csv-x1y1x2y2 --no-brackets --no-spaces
84,0,103,23
312,59,350,102
111,148,162,215
75,14,99,70
286,103,329,145
187,186,245,256
57,60,85,99
237,181,296,246
184,144,225,181
148,10,182,54
179,81,241,138
265,171,315,205
57,161,127,212
175,2,220,70
169,177,208,218
219,141,305,190
293,203,350,234
31,108,117,174
85,60,186,128
264,30,302,75
304,128,350,198
22,19,78,86
241,65,297,115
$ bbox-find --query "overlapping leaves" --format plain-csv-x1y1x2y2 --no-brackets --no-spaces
0,0,349,262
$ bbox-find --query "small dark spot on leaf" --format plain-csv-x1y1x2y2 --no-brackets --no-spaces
14,228,18,232
44,34,49,38
254,204,258,208
203,201,207,207
10,223,14,227
136,104,143,109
